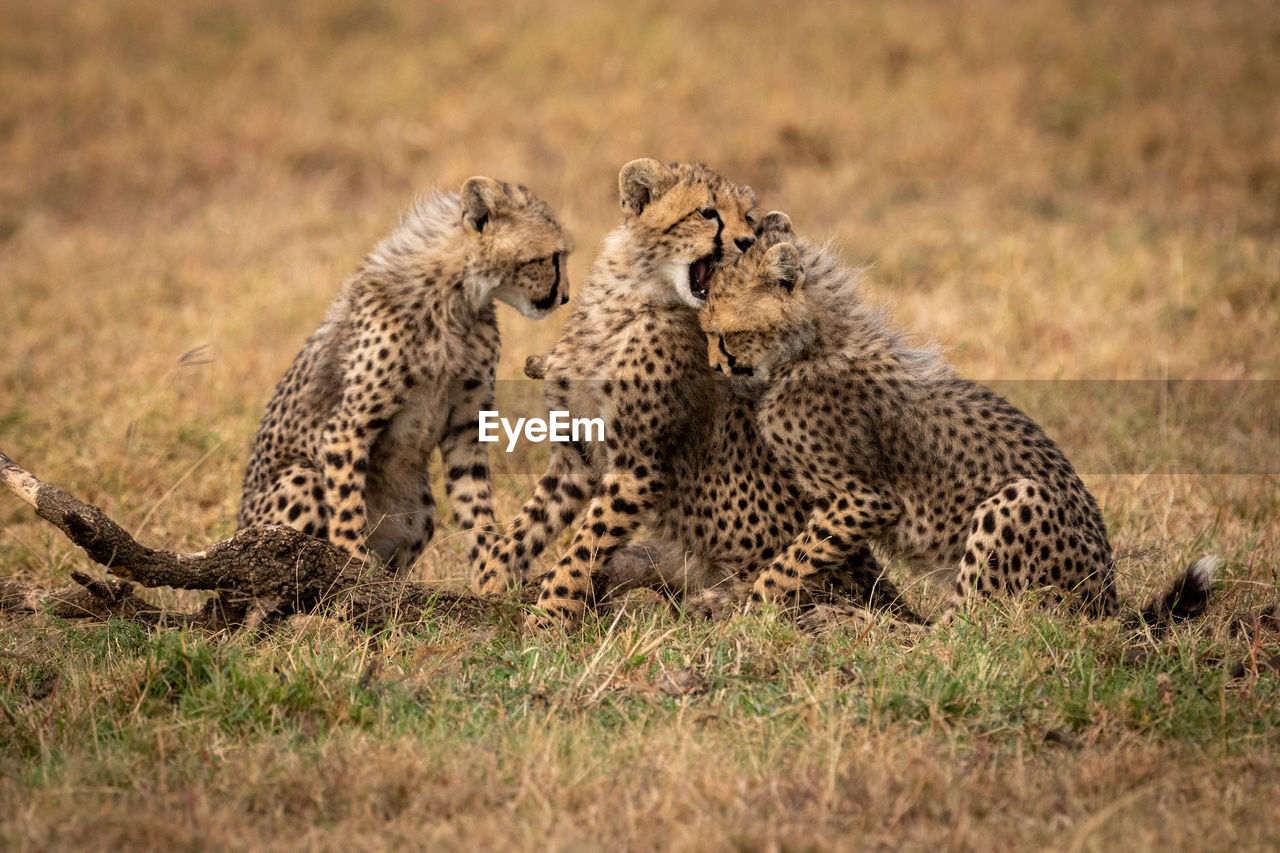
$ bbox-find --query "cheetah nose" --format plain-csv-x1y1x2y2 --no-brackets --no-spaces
734,235,756,252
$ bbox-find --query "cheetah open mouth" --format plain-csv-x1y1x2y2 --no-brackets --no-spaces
688,251,719,302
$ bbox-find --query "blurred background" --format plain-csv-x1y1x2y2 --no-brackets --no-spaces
1,0,1276,573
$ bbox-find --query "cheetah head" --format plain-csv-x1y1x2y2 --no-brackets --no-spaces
700,212,811,380
461,176,575,319
617,158,760,309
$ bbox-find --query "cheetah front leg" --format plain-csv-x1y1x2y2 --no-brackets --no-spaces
529,464,663,627
320,342,412,562
751,486,900,607
440,375,500,578
809,545,915,615
471,445,592,596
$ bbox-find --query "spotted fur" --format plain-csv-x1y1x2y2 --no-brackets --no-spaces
470,161,913,627
238,178,573,573
699,213,1216,621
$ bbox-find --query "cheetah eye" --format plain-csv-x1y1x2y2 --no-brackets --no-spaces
698,207,717,220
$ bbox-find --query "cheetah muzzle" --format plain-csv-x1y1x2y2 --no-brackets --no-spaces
531,253,567,313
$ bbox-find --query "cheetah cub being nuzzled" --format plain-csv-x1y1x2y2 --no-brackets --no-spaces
698,212,1217,623
239,178,573,573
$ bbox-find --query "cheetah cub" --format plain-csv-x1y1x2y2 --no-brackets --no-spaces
239,178,573,572
699,213,1216,622
470,159,765,625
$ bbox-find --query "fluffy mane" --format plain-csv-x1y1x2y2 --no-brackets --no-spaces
364,189,465,273
797,239,954,384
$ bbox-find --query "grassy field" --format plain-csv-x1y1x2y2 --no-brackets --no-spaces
2,0,1279,848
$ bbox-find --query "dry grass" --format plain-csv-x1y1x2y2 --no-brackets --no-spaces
2,0,1278,849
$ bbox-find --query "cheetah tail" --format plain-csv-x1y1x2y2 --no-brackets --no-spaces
1136,555,1221,626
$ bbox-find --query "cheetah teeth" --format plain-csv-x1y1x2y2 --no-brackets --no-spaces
689,254,717,300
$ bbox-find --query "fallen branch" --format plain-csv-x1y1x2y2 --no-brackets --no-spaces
0,450,504,629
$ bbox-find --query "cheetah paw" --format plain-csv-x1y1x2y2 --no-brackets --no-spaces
523,353,549,380
523,598,584,631
797,604,876,635
471,566,519,599
685,586,746,620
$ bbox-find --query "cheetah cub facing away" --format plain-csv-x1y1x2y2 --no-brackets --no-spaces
239,178,573,573
699,213,1217,622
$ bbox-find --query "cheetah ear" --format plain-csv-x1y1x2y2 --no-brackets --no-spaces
618,158,676,215
764,242,803,293
461,176,509,233
757,211,794,238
